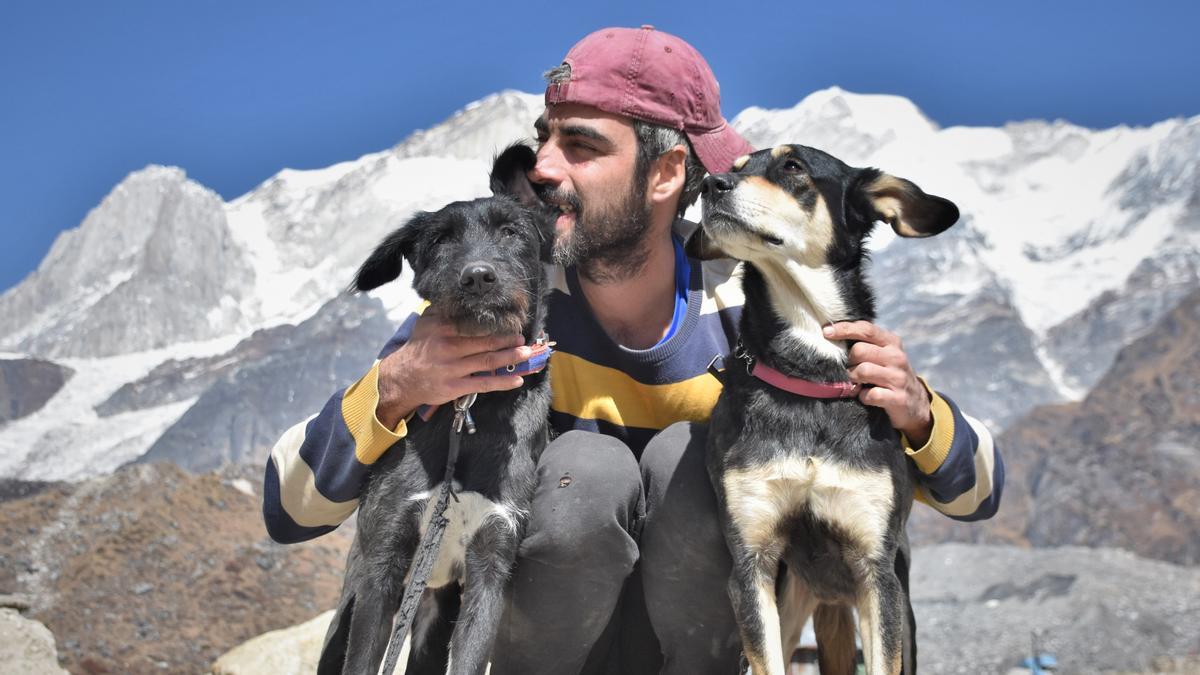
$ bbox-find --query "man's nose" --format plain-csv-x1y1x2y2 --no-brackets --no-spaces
529,143,566,187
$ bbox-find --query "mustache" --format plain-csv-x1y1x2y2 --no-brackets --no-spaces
533,184,583,213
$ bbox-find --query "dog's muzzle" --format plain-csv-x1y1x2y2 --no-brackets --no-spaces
460,262,498,295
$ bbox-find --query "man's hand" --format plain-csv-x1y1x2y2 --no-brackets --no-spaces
823,321,933,447
376,308,532,429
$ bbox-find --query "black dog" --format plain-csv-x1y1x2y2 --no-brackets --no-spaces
701,144,959,675
318,144,554,675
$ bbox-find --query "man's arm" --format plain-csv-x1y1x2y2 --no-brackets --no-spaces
262,308,533,544
824,321,1004,521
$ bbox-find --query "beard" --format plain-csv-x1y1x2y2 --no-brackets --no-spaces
540,176,654,284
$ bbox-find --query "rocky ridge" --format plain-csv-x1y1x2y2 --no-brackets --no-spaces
910,289,1200,566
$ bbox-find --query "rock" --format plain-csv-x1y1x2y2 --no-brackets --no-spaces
0,358,73,424
209,610,333,675
0,593,32,610
0,607,68,674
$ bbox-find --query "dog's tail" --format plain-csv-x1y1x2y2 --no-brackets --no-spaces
813,603,857,675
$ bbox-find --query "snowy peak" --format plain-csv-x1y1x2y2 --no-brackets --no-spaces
393,89,545,161
0,166,255,359
733,86,938,164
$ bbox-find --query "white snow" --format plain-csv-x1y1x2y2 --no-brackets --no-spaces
0,334,242,481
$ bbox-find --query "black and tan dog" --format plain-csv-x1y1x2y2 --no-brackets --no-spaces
701,144,959,675
318,144,554,675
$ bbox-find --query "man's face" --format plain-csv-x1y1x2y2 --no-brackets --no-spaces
530,104,653,279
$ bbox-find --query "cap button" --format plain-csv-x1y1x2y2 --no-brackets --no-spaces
641,24,654,30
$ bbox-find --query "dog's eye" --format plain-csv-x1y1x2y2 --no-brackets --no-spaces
500,225,519,238
782,159,804,174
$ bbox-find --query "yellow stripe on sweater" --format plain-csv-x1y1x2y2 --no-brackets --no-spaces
901,378,955,475
341,361,409,465
549,352,723,430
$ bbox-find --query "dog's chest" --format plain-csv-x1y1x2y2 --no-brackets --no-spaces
722,456,895,560
404,484,518,589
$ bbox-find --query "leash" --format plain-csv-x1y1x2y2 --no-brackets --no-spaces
380,393,476,675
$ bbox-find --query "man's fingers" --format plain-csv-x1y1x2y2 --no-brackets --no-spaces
823,320,898,348
459,345,535,376
446,333,526,357
859,385,901,410
847,342,909,369
456,374,525,395
848,362,906,390
847,342,884,367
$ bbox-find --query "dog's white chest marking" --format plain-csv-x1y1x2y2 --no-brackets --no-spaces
404,484,518,588
723,456,894,562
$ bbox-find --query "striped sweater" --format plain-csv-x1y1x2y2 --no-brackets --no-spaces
264,243,1004,543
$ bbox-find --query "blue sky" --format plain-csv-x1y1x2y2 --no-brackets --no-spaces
2,1,1198,292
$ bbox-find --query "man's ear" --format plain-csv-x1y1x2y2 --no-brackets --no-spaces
351,212,428,292
490,143,540,207
649,145,688,205
856,169,959,238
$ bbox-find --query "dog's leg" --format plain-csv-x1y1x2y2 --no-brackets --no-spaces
894,538,917,675
715,469,789,675
776,569,816,668
447,515,520,675
856,561,906,675
813,604,856,675
726,539,787,675
319,541,407,675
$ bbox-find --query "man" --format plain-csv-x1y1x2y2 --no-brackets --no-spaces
264,26,1003,674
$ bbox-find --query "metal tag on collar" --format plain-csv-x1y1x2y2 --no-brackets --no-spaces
452,393,477,435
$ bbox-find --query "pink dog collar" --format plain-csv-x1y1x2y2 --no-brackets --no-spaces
749,361,861,399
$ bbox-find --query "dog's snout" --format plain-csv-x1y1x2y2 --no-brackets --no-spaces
703,174,735,197
460,263,498,294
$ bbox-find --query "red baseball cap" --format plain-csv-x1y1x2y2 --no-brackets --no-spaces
545,25,755,174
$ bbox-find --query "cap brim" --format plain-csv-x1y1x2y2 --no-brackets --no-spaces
688,123,755,174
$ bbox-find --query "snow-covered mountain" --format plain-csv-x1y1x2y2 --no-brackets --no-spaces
1,87,1196,481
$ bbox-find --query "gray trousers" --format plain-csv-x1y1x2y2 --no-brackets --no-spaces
491,423,743,675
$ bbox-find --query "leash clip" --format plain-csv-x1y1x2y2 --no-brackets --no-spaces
733,340,756,375
452,393,477,435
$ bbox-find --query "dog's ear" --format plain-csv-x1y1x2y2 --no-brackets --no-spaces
490,143,540,207
535,213,556,263
350,212,429,292
855,169,959,238
685,226,730,261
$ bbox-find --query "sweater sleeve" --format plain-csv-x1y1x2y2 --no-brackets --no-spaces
262,311,421,543
901,382,1005,522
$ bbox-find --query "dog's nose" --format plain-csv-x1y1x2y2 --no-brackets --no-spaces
703,174,735,196
460,263,498,295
